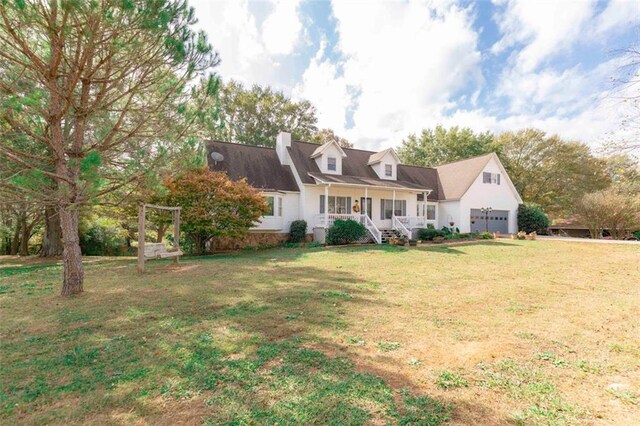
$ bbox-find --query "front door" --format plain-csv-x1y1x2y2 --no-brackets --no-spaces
360,197,372,219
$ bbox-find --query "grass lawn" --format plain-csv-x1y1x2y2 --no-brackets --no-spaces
1,240,639,425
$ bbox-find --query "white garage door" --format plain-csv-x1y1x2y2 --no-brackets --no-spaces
470,209,509,234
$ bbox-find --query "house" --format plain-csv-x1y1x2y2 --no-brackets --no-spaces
207,132,522,246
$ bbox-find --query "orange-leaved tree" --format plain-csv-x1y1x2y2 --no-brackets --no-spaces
164,169,268,255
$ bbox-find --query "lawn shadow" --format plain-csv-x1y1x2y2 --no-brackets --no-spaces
1,246,514,424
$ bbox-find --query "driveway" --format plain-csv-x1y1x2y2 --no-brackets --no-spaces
536,235,640,245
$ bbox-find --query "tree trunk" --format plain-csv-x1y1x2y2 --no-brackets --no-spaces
60,205,84,296
10,219,20,255
41,206,63,257
156,223,167,243
19,219,30,256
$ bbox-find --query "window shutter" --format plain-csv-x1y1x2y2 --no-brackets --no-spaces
402,200,407,216
380,199,385,220
347,197,352,213
497,174,501,185
320,195,325,214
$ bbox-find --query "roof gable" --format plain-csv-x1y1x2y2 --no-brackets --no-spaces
310,141,347,159
435,153,522,203
367,148,400,165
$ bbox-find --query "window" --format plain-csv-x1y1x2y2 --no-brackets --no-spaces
380,199,406,219
265,196,275,216
384,164,393,177
483,172,501,185
426,204,436,220
319,195,351,214
264,196,282,217
327,157,337,171
417,193,425,202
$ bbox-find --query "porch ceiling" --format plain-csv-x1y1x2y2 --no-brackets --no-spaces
308,172,431,192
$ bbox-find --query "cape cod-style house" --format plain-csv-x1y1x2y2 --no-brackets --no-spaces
207,132,523,245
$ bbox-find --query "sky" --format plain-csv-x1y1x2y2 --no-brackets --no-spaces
189,0,640,151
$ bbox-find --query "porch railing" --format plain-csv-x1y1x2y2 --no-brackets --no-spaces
360,214,382,244
394,216,437,229
392,215,412,239
314,213,360,228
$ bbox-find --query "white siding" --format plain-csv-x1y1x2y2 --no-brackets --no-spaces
458,157,520,233
314,143,345,175
253,192,300,232
303,185,418,229
370,151,398,180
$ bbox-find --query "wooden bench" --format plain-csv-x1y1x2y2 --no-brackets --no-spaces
144,243,183,259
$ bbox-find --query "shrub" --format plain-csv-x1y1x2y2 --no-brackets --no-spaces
288,220,307,243
79,218,130,256
417,228,446,241
441,226,452,235
634,230,640,240
480,232,494,239
326,219,366,245
517,204,550,234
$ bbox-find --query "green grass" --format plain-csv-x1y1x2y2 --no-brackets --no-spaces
1,240,639,424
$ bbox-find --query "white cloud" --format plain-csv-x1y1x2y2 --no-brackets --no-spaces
262,0,303,55
189,0,303,88
491,0,596,72
594,0,640,37
324,0,483,150
292,39,352,134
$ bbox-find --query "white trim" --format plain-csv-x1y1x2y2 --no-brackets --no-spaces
310,140,347,159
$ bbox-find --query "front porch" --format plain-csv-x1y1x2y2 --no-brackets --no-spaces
314,213,431,244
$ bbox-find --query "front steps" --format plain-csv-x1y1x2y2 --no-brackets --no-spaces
379,229,402,244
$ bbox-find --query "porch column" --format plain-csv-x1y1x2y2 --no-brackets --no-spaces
364,187,368,218
324,184,329,227
423,192,427,219
392,190,396,218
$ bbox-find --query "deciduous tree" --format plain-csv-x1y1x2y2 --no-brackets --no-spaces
198,79,318,147
163,169,268,255
494,129,611,217
397,125,494,167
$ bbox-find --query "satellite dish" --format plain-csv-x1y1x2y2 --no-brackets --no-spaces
210,151,224,164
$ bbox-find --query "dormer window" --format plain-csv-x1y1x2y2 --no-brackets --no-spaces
385,164,392,177
328,157,337,171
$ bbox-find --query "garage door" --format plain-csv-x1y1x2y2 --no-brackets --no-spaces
470,209,509,234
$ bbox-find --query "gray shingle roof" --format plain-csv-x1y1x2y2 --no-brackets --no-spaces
288,141,440,200
206,141,299,192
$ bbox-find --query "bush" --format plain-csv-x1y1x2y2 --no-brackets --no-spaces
517,204,550,234
289,220,307,243
79,218,130,256
634,230,640,240
417,228,446,241
326,219,366,245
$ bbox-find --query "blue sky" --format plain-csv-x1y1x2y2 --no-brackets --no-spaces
190,0,639,151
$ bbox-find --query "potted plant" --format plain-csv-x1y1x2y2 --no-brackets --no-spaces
409,239,418,246
396,236,408,246
388,236,399,245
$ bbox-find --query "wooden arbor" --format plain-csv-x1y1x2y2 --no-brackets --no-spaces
137,204,182,273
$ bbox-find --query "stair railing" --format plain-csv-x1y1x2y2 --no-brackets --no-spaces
392,215,411,240
360,214,382,244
